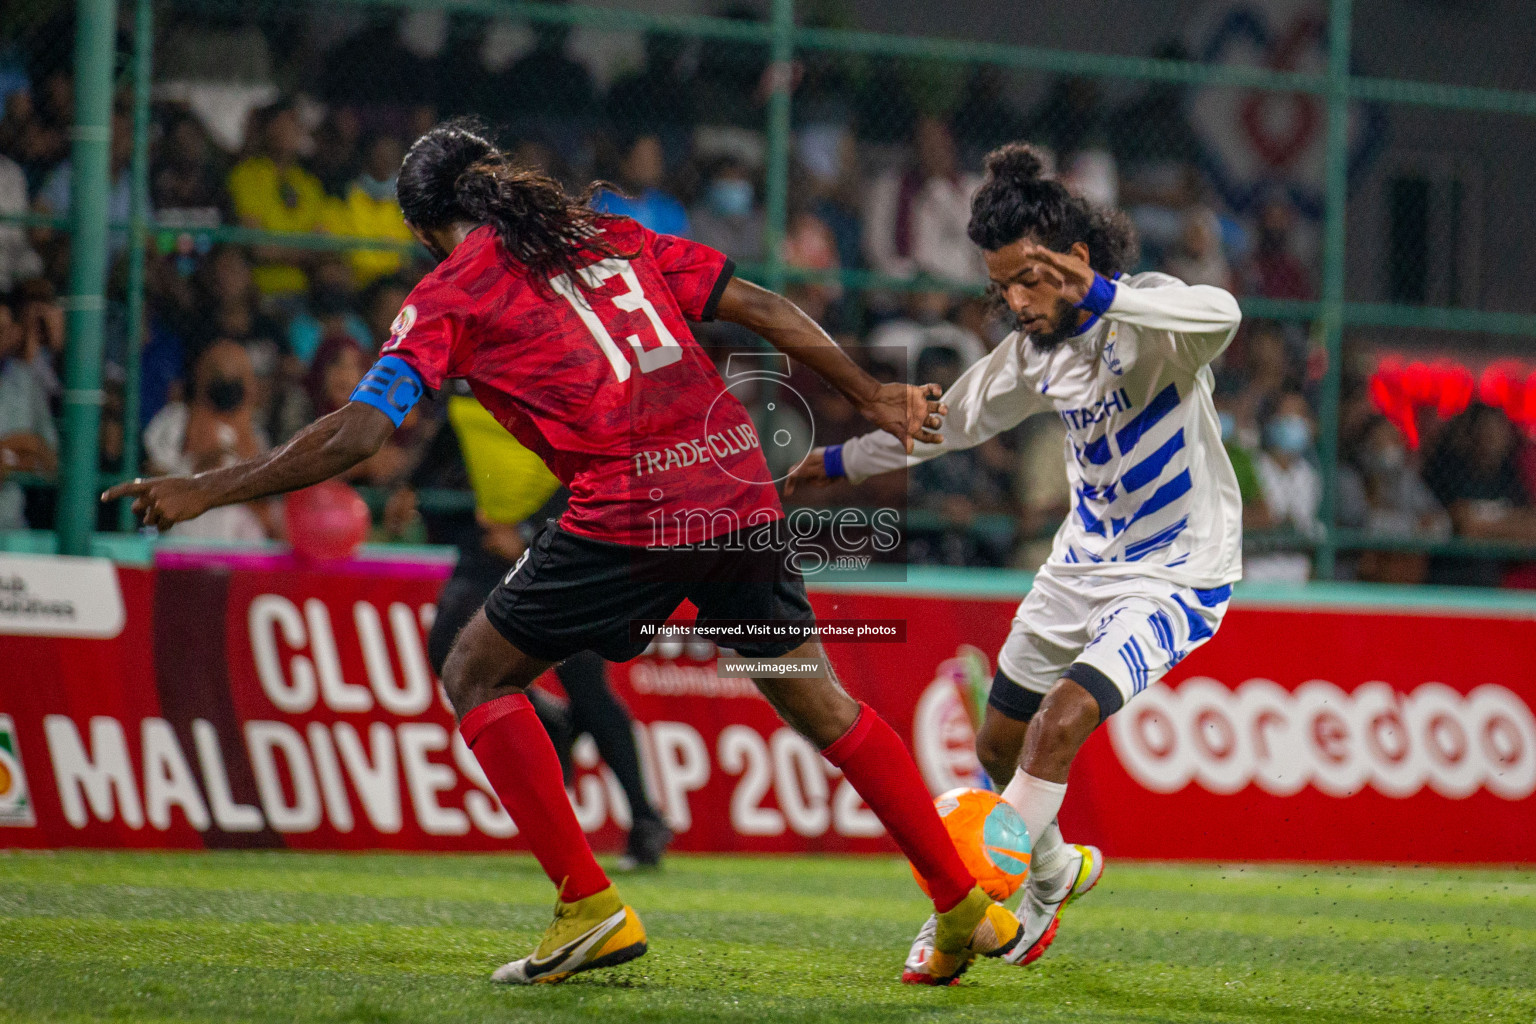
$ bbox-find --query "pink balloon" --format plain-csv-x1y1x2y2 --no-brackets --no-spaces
285,481,371,562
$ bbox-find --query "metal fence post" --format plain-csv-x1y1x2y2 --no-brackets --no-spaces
761,0,794,294
1314,0,1352,580
118,0,154,533
56,0,119,555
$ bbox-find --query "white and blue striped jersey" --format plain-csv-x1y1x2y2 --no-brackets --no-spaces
837,271,1244,590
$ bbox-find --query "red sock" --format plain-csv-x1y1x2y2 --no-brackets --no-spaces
461,693,611,903
822,703,975,913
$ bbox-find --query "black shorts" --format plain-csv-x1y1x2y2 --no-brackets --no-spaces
483,522,815,663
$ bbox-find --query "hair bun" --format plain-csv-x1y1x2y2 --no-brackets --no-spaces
984,143,1047,184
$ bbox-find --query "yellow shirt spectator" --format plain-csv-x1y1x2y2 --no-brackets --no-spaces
320,182,414,289
228,155,325,296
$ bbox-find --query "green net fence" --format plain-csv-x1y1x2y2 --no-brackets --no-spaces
5,0,1536,586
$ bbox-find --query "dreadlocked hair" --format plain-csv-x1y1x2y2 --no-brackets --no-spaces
397,118,631,291
967,143,1138,277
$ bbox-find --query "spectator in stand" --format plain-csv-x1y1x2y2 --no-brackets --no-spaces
308,108,362,201
689,156,764,263
188,246,287,429
286,272,370,366
1059,147,1119,210
0,290,58,530
151,111,225,214
1338,415,1449,584
227,101,326,302
1225,321,1298,445
0,70,72,191
11,276,64,398
908,346,1015,567
781,205,842,327
320,132,412,289
142,340,273,541
1164,206,1233,291
1012,416,1070,571
864,117,984,285
865,290,987,385
192,246,285,365
592,134,689,237
797,127,864,277
1213,390,1269,532
0,151,41,290
1248,391,1323,583
304,333,369,422
1243,199,1314,300
138,306,187,429
34,107,133,262
1424,403,1536,588
360,275,413,351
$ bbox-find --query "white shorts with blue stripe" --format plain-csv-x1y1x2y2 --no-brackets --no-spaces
994,566,1232,715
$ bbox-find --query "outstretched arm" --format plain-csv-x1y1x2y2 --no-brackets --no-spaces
714,277,945,453
103,402,395,529
787,332,1049,494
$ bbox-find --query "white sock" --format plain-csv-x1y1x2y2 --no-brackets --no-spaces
1027,820,1072,894
1000,772,1067,855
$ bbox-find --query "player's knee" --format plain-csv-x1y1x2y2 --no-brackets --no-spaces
976,721,1026,786
438,640,479,714
440,629,524,716
1034,680,1102,758
974,725,1021,787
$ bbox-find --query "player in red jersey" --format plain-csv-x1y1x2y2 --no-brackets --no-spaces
105,121,1021,985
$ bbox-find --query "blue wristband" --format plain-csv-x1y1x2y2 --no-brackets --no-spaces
350,355,424,428
823,443,846,479
1076,273,1117,316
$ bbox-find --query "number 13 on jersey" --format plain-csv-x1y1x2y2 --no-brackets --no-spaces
551,258,683,382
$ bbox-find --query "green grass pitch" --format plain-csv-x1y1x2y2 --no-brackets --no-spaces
0,851,1531,1023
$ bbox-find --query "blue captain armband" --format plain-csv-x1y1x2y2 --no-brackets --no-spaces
350,356,425,427
823,443,846,478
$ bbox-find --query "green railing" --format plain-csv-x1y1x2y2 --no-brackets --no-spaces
13,0,1536,572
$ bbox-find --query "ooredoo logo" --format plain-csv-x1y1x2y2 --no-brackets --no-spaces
1109,678,1536,800
0,714,35,826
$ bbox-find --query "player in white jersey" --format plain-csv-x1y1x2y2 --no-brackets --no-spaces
789,143,1243,982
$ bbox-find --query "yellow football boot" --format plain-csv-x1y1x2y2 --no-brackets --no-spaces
902,886,1023,985
492,884,647,984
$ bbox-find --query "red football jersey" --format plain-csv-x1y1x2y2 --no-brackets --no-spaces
382,218,782,546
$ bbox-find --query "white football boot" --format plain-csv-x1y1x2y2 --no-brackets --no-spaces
1002,843,1104,967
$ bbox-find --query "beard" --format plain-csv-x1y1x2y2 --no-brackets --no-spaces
1010,304,1078,351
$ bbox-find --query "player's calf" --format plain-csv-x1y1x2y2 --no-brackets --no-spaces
749,643,983,916
747,640,861,747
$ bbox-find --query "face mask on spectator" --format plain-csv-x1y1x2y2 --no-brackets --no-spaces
1218,411,1237,442
206,377,246,413
358,174,397,202
1365,443,1405,476
1265,415,1311,455
708,179,754,219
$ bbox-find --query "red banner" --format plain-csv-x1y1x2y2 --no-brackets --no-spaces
2,554,1533,862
